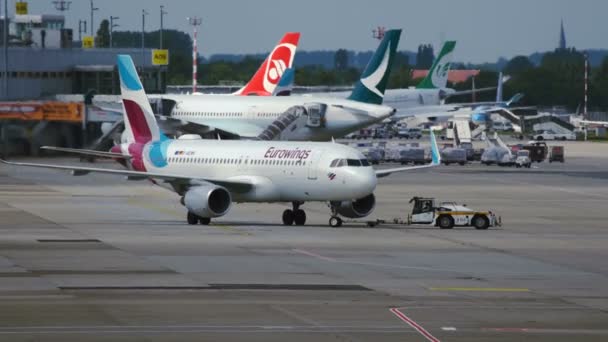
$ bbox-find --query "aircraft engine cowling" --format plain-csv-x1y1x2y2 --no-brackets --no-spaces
182,185,232,218
334,194,376,218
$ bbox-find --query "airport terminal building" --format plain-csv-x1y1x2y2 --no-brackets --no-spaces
0,12,166,100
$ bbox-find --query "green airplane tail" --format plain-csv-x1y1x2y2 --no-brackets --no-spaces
416,40,457,89
348,29,402,104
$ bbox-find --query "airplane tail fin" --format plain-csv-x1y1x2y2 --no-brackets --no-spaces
416,41,456,89
348,29,401,104
117,55,162,144
272,68,295,96
506,93,524,107
235,32,300,96
496,72,504,102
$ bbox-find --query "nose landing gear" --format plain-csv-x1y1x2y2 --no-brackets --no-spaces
328,203,343,227
282,202,307,226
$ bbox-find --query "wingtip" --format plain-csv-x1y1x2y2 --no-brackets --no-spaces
429,130,441,165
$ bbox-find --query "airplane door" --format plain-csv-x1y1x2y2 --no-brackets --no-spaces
245,106,258,120
307,151,323,180
238,155,250,172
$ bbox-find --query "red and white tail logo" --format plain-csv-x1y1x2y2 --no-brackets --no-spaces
236,32,300,96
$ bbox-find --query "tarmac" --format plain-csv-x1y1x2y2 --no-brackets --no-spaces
0,140,607,341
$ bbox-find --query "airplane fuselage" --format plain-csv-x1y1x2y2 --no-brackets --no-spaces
162,94,395,141
123,138,377,203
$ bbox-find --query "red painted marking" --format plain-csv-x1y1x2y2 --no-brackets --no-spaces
123,99,152,144
239,32,300,96
390,308,440,342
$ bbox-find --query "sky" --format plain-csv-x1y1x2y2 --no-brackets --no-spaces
26,0,608,63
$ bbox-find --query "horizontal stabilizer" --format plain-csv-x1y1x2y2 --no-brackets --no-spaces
41,146,131,160
375,130,440,177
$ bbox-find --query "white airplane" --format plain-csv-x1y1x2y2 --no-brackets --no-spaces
157,30,403,141
1,55,440,227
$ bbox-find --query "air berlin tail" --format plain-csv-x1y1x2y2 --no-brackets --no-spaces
235,32,300,96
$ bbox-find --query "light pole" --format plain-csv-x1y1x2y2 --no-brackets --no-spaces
3,0,8,99
187,17,202,93
78,19,87,42
160,5,167,49
89,0,98,39
141,9,148,67
109,16,119,48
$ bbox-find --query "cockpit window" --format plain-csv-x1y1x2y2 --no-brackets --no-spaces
360,159,370,167
336,159,346,167
330,159,338,167
347,159,362,167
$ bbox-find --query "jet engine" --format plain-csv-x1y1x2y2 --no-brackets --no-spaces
333,194,376,218
182,185,232,218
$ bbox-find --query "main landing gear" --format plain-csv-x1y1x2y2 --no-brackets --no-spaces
328,203,343,227
187,212,211,225
282,202,307,226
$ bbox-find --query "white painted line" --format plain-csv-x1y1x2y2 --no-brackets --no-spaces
292,249,457,272
441,327,456,331
390,308,440,342
292,249,337,262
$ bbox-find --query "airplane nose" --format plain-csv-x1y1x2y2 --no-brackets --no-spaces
351,169,377,196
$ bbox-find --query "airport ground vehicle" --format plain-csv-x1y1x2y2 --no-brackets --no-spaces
533,129,576,141
460,142,475,160
397,128,423,139
407,197,499,229
363,149,383,165
398,148,426,165
441,148,467,165
549,146,564,163
522,141,548,162
514,150,532,168
493,121,513,131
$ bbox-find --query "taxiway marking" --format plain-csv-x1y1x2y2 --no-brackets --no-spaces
429,287,530,292
390,308,440,342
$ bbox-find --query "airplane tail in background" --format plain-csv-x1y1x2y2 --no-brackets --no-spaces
272,68,295,96
235,32,300,96
117,55,162,144
496,72,504,102
416,40,456,89
348,29,402,105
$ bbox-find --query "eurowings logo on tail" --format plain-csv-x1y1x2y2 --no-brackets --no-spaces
236,32,300,96
360,41,391,98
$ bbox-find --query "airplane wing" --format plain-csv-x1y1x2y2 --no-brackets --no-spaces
40,146,131,160
0,159,253,193
444,86,497,98
375,130,441,177
156,115,263,139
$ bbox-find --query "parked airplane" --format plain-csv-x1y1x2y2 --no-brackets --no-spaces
2,55,440,227
157,29,402,141
322,41,457,107
233,32,300,96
